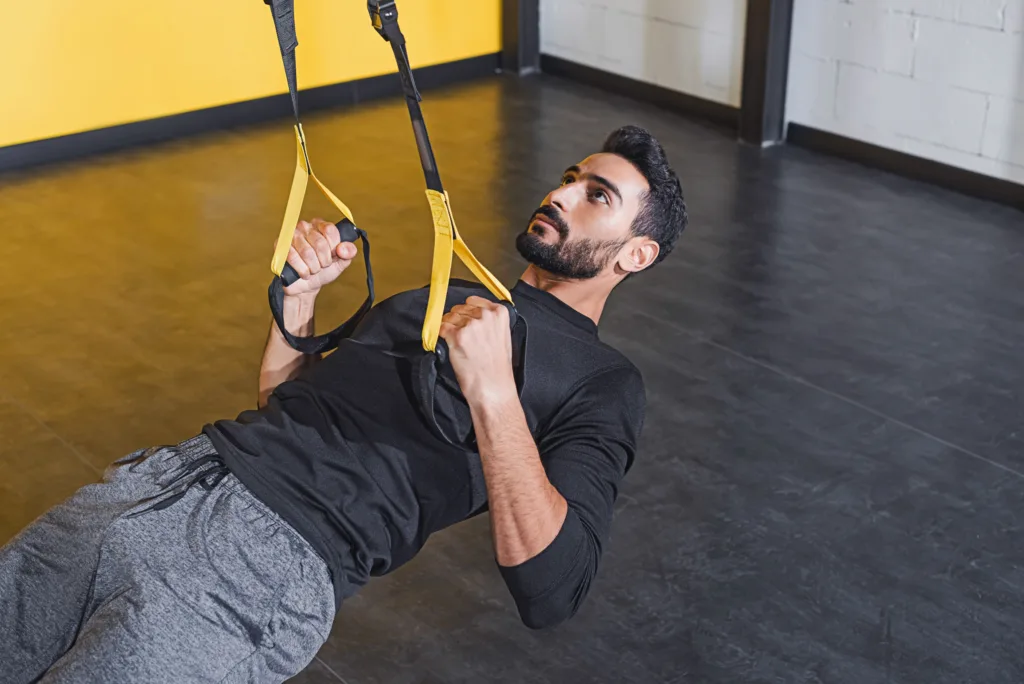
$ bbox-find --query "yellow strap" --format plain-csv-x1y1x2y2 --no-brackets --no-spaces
448,191,512,303
422,190,455,351
271,125,356,277
421,190,514,352
270,127,310,276
311,173,356,226
453,238,513,302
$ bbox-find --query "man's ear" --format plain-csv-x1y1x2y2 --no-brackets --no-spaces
618,237,659,274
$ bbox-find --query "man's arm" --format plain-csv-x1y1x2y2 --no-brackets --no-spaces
257,219,358,408
469,389,569,568
441,297,644,629
257,294,319,408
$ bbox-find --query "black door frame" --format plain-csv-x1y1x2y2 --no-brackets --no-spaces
501,0,540,75
739,0,795,146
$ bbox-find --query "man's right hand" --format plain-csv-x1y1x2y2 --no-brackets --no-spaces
280,218,358,298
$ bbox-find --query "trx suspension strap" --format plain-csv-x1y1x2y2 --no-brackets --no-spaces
368,0,516,354
261,0,527,447
264,0,517,361
367,0,528,448
265,0,375,355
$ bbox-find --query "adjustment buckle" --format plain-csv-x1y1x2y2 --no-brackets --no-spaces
368,1,398,40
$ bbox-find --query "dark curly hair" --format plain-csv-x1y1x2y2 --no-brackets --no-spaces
602,125,688,269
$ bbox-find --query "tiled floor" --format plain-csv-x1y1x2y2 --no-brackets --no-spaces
2,73,1022,682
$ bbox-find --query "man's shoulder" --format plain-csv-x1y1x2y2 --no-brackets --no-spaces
529,330,646,423
578,359,646,406
537,324,645,395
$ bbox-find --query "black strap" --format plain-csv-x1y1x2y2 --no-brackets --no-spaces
412,309,530,448
268,225,375,356
370,1,442,193
266,0,301,126
264,0,375,353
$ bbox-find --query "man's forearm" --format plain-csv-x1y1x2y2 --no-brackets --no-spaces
258,295,319,407
468,390,568,567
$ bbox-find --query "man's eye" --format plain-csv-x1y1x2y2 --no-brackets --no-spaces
561,175,573,186
591,189,608,204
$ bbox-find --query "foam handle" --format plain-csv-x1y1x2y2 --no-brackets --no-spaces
280,219,361,287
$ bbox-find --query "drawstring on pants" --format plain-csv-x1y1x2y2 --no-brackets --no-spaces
128,453,230,518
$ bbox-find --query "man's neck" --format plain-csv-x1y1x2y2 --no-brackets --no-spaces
519,266,617,325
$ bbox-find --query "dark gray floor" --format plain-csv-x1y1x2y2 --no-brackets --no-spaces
2,73,1023,683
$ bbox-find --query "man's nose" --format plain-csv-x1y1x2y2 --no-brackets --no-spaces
547,183,575,214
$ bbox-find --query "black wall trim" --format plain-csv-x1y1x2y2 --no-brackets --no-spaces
0,53,500,174
788,123,1024,211
540,55,739,130
740,0,795,145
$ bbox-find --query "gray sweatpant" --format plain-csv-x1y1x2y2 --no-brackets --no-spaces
0,435,336,684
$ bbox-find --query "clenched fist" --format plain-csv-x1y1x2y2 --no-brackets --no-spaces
279,218,358,298
439,296,516,405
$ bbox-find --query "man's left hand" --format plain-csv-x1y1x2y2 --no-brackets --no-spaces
439,296,516,406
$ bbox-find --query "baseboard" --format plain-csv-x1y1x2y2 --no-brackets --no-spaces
0,53,500,174
539,54,739,130
787,123,1024,211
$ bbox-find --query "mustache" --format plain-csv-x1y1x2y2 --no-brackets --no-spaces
529,206,570,239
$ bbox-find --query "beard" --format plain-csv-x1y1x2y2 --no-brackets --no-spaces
516,206,625,280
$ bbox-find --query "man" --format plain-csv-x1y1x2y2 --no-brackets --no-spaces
0,125,687,683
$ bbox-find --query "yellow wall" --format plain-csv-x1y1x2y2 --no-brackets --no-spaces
0,0,501,148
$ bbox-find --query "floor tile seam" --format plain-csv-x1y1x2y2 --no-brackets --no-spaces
313,655,352,684
0,388,104,477
631,310,1024,482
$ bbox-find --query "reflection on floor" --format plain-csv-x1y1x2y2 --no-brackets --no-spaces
2,74,1023,683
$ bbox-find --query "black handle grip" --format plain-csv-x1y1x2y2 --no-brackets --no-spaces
281,219,361,287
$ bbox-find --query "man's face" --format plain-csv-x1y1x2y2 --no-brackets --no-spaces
517,153,650,280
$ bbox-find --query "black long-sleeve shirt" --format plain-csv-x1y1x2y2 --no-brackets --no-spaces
203,279,645,629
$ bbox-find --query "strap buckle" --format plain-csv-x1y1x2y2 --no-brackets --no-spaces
368,1,398,40
367,0,421,102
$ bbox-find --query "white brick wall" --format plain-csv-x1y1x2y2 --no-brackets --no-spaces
786,0,1024,185
793,2,916,76
836,64,989,152
1008,0,1024,32
540,0,748,106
